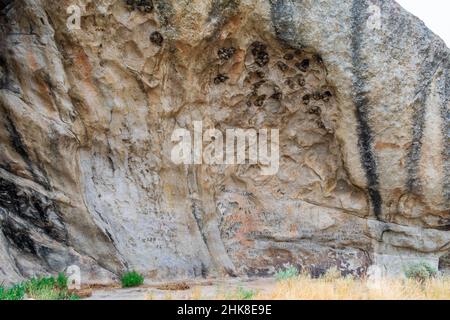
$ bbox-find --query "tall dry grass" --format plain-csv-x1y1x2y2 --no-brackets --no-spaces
254,273,450,300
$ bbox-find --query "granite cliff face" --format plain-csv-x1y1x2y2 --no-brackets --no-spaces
0,0,449,285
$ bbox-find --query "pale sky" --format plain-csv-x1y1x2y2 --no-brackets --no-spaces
396,0,450,47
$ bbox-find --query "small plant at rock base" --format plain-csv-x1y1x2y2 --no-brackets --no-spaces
321,267,342,282
275,266,299,281
0,283,26,300
56,272,68,290
0,273,78,300
121,271,144,288
404,262,438,283
236,287,255,300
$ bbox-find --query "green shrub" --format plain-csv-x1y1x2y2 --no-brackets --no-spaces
0,273,77,300
275,266,299,281
121,271,144,288
404,262,438,283
0,283,26,300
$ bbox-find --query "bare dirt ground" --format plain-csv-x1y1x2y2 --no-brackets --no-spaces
85,278,277,300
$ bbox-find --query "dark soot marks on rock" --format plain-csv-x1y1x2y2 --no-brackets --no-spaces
256,71,265,79
308,106,322,116
316,120,326,130
250,41,269,67
2,219,37,255
1,107,51,190
0,177,68,244
350,0,382,219
271,91,282,100
253,80,265,90
313,91,322,101
255,95,267,106
150,31,164,46
276,61,289,72
283,53,294,61
285,79,295,90
214,73,229,84
322,90,332,102
0,178,68,257
315,54,324,66
302,94,310,105
218,47,236,60
126,0,153,13
295,59,310,72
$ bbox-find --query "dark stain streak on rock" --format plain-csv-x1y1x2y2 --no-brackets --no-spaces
2,219,37,255
350,0,382,219
406,87,428,194
0,56,7,89
0,177,68,244
0,0,14,13
0,56,20,94
2,108,51,190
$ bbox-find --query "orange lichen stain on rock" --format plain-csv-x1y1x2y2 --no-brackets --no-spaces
26,48,40,72
374,142,401,150
70,47,105,105
228,50,246,81
73,48,94,81
174,41,194,58
289,224,298,234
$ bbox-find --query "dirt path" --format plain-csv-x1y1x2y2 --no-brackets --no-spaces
86,278,277,300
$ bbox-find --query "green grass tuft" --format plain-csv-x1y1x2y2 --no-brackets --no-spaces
236,287,255,300
0,273,78,300
121,271,144,288
0,283,26,300
275,266,299,281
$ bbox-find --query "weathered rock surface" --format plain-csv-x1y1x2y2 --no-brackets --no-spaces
0,0,448,284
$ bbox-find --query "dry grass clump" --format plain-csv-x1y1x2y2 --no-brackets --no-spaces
255,269,450,300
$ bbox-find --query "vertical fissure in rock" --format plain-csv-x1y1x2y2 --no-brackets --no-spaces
350,0,382,219
406,87,428,194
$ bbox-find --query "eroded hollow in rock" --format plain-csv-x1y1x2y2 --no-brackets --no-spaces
183,37,370,276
